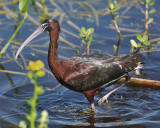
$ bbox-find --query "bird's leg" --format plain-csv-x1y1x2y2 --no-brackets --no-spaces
91,103,95,110
84,90,96,111
98,76,130,105
98,84,124,105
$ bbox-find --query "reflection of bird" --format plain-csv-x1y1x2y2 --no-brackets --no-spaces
15,17,144,111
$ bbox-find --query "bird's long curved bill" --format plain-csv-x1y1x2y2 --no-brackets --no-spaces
15,25,45,59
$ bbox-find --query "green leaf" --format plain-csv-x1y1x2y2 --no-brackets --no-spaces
144,41,151,46
19,0,30,13
149,1,155,6
113,12,118,15
113,1,120,11
19,121,27,128
26,115,31,121
86,29,89,36
75,50,80,54
137,34,142,42
115,15,119,20
137,44,142,47
148,18,153,24
113,45,117,50
139,0,145,4
149,8,156,14
113,6,120,12
109,3,114,10
87,28,94,35
133,47,137,53
38,110,49,126
79,33,85,38
114,1,118,5
88,36,92,46
35,85,44,95
107,7,112,12
142,35,148,42
130,40,138,47
27,71,33,79
146,0,151,4
81,26,86,34
82,39,86,45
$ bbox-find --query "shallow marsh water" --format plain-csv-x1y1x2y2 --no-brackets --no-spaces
1,0,160,127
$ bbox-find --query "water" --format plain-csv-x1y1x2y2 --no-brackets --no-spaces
1,0,160,127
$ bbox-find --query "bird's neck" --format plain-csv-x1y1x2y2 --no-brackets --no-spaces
48,27,62,79
48,29,59,61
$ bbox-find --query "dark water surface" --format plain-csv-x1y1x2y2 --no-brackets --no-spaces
1,0,160,127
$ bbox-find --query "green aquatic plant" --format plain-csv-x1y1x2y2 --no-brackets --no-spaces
79,26,94,55
130,0,155,54
140,0,155,34
130,34,151,53
19,60,49,128
107,1,121,56
0,0,30,58
38,110,49,128
107,1,121,36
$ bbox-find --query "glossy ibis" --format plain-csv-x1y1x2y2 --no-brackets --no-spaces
15,17,144,110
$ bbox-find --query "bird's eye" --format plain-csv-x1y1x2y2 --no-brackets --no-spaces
41,23,48,31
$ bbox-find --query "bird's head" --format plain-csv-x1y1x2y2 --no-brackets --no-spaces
42,17,59,32
15,17,59,59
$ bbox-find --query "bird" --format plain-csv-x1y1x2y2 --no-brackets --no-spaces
15,17,144,111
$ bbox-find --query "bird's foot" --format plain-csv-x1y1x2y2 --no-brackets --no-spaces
90,108,97,114
90,103,97,113
98,76,130,106
98,95,109,105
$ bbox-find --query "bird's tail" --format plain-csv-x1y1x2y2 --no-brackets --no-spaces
120,54,144,73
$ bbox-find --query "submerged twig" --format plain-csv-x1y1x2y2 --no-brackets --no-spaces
14,56,25,70
32,48,69,60
59,36,79,47
49,0,63,12
61,28,80,39
59,13,65,25
46,84,62,91
43,68,55,78
0,69,26,75
75,11,109,16
118,77,160,88
67,20,82,33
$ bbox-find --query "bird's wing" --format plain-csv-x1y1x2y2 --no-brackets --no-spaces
62,54,143,92
62,54,125,92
